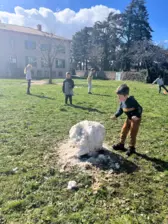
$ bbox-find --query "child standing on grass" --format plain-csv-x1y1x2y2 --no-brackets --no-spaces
152,75,168,94
62,72,75,105
111,84,143,157
24,64,32,95
87,68,96,94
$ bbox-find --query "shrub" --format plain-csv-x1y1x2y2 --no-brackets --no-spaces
122,70,148,82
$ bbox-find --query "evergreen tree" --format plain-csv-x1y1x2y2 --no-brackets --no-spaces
132,0,153,41
93,21,110,70
71,27,92,70
93,12,122,70
71,0,166,75
121,0,153,70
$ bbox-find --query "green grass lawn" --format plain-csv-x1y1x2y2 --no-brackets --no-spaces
0,79,168,224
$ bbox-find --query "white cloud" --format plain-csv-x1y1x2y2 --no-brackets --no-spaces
163,40,168,44
0,5,120,38
154,40,168,47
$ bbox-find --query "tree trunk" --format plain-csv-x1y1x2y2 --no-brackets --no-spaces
137,63,140,71
49,66,52,84
145,61,152,83
79,62,82,70
125,40,131,71
83,60,85,70
86,59,88,70
103,43,109,70
126,60,131,71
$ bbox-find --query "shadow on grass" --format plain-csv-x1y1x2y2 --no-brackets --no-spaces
76,84,110,88
60,108,67,112
80,148,138,174
92,93,112,97
30,94,55,100
72,104,105,114
135,152,168,172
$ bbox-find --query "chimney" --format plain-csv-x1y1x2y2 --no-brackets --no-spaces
37,24,42,31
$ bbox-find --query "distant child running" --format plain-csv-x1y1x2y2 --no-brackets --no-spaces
24,64,32,95
62,72,75,105
111,84,143,157
152,75,168,94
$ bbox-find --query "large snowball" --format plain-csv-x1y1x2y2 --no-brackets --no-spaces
69,120,105,157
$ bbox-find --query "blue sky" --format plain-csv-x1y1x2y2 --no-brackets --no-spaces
0,0,167,42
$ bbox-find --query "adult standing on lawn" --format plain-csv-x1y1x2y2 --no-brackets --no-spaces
87,68,96,94
24,64,32,95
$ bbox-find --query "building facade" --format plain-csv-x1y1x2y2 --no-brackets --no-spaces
0,23,71,79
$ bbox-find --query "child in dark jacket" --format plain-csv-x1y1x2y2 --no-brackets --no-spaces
62,72,75,105
111,84,143,156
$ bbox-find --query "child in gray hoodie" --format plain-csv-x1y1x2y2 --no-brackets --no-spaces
62,72,75,105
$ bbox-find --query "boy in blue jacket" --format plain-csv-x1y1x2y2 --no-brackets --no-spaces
111,84,143,156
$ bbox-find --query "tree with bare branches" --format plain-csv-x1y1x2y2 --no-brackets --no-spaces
39,33,66,84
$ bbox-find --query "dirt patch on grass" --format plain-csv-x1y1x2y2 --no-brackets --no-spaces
31,80,48,85
56,82,63,86
45,140,138,176
22,80,48,85
32,80,64,86
43,140,138,192
43,139,139,193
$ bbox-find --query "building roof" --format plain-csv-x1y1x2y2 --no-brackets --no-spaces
0,23,71,41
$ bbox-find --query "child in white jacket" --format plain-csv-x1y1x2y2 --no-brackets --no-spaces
87,68,96,94
24,64,32,94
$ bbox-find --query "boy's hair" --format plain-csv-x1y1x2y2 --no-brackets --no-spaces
116,84,129,95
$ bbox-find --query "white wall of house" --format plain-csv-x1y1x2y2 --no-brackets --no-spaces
0,28,71,78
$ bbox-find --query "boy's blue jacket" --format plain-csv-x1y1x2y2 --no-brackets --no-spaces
115,96,143,119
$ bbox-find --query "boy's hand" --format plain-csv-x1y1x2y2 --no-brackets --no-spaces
132,116,140,121
110,115,117,120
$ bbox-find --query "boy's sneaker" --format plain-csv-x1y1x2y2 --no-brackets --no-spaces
112,143,126,152
126,147,136,157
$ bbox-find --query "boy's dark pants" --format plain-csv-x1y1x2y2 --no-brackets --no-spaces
27,80,31,94
159,85,168,93
120,118,141,147
65,95,72,104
